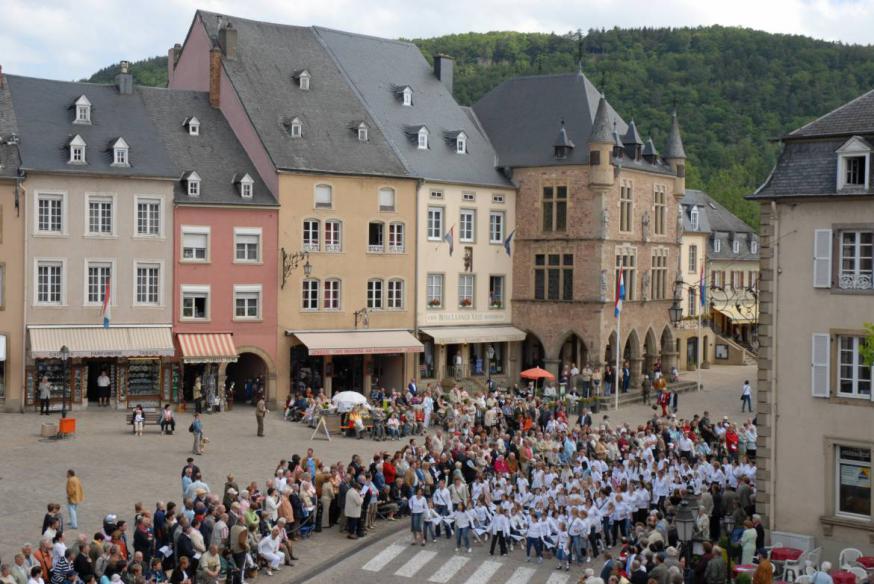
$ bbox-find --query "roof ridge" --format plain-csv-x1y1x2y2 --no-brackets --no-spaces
314,25,418,48
788,87,874,137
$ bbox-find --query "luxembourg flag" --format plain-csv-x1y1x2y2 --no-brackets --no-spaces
101,279,111,329
699,264,706,308
614,271,625,318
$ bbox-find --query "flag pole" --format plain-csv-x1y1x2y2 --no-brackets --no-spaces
615,308,621,410
697,302,702,391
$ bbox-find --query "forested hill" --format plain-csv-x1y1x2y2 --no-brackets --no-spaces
87,26,874,227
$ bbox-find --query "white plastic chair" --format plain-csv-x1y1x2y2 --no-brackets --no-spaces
849,566,869,584
796,576,812,584
842,549,864,570
784,550,812,583
808,548,823,572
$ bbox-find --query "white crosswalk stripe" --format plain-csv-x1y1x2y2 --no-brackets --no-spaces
362,543,406,572
545,573,571,584
427,556,470,583
395,550,438,577
505,566,537,584
462,560,502,584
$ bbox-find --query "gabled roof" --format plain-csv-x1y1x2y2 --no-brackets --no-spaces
788,88,874,139
196,11,406,178
623,120,643,145
140,87,275,206
5,75,175,178
313,26,511,188
682,189,756,237
553,122,575,148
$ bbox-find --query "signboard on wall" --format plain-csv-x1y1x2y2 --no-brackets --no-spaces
422,311,508,324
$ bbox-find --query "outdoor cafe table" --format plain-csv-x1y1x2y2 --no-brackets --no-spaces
832,570,857,584
858,557,874,570
770,548,803,562
733,564,757,577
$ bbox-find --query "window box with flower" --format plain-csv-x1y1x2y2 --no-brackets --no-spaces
459,298,473,308
428,298,442,308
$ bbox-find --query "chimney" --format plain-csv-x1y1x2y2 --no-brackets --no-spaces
209,45,221,108
218,20,237,59
433,54,454,95
116,60,133,95
167,43,182,86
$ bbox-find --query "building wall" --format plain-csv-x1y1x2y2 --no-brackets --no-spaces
680,232,708,318
0,180,24,411
757,199,874,559
25,174,174,326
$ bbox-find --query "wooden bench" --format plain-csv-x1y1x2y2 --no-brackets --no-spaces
125,408,164,432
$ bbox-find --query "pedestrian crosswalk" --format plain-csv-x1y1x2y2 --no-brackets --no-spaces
359,540,574,584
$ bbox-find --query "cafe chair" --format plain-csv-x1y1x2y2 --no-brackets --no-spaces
848,567,869,584
795,576,812,584
841,549,864,571
785,549,821,583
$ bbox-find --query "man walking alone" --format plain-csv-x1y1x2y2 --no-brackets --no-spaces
65,470,84,530
741,380,753,413
256,397,268,437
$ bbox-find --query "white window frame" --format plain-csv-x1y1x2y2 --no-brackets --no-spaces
85,194,116,237
492,193,505,204
378,187,396,212
459,209,476,243
427,206,444,241
751,240,758,254
303,219,320,252
314,184,333,209
387,278,404,310
187,117,200,136
187,177,201,197
325,220,342,253
835,445,872,520
302,279,319,311
34,192,66,235
462,191,476,202
239,174,254,199
714,238,722,253
74,95,91,124
84,259,114,306
388,222,405,253
69,136,86,165
836,137,871,191
367,279,384,310
430,190,444,200
133,261,162,306
732,239,740,254
426,273,444,309
33,258,65,306
113,145,129,167
456,132,467,154
290,117,303,138
417,127,429,150
489,211,505,244
458,274,475,308
690,206,699,231
181,225,210,263
323,278,341,311
233,227,262,264
402,87,413,106
233,284,262,321
358,123,368,142
134,196,162,238
837,335,872,399
298,71,311,91
181,285,210,320
839,230,873,290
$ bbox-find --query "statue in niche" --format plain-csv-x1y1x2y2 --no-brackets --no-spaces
642,270,651,301
676,205,685,242
463,247,473,272
599,270,608,302
600,208,609,239
642,210,651,241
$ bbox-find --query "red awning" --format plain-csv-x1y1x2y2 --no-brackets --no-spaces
177,333,238,363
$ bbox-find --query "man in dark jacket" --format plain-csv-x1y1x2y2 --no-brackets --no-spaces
132,516,155,565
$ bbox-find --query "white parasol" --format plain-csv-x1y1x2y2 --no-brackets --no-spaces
331,391,368,412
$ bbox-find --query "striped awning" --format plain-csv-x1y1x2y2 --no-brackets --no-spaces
29,326,175,359
177,333,238,363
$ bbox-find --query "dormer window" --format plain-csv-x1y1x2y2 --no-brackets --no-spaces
68,135,87,165
298,70,311,91
751,240,758,254
456,132,467,154
690,206,699,231
74,95,91,124
732,239,740,254
357,123,368,142
417,127,429,150
836,136,872,190
111,138,129,167
290,117,302,138
402,86,413,106
238,173,254,199
186,117,200,136
714,238,721,253
185,171,202,197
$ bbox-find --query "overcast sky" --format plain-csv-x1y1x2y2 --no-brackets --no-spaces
2,0,873,81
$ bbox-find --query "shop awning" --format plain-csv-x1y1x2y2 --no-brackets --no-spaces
420,325,527,345
177,333,238,363
29,326,175,359
292,330,423,356
713,306,758,324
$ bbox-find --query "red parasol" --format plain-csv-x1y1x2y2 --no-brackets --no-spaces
520,367,556,381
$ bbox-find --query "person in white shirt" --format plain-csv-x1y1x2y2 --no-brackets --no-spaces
452,502,474,553
555,522,571,571
257,527,283,574
525,512,545,563
741,380,753,412
432,479,452,539
489,508,510,556
409,488,428,546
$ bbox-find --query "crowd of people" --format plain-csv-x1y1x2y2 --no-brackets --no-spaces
3,374,770,584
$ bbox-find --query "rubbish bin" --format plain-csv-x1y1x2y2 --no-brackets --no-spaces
58,418,76,435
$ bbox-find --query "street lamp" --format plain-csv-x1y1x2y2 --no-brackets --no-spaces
280,249,312,289
674,499,695,563
668,298,683,326
59,345,70,418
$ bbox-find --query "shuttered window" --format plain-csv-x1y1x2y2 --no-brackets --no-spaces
811,333,831,398
813,229,833,288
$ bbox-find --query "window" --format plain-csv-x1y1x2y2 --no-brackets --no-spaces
748,271,758,291
402,87,413,106
459,209,475,242
69,135,86,164
417,127,429,150
135,263,160,305
88,197,113,235
836,446,871,518
430,190,444,200
840,231,873,290
298,71,311,91
733,239,740,254
845,156,867,186
290,117,302,138
187,176,200,197
387,279,404,309
492,193,505,204
303,219,320,252
113,140,129,167
234,286,261,319
136,199,161,236
368,222,385,252
378,187,396,212
314,184,332,208
323,279,340,310
181,228,209,261
302,279,319,310
838,336,872,397
751,240,758,254
535,254,573,301
86,262,111,304
620,180,633,232
542,185,567,232
714,238,722,253
325,220,342,252
426,274,443,308
234,229,261,262
615,249,637,301
388,222,404,253
690,206,699,231
74,96,91,124
456,132,467,154
239,174,254,199
463,192,476,202
654,185,666,235
36,261,63,304
688,245,698,273
367,279,383,310
731,271,745,290
489,212,505,243
458,274,475,308
427,207,443,240
687,287,697,316
37,194,63,233
489,275,505,308
358,123,368,142
651,249,668,300
181,286,209,319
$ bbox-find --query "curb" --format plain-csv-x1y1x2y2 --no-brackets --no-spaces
284,522,408,584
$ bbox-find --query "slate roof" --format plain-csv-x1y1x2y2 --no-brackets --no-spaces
473,72,674,176
5,75,176,178
681,189,758,261
0,82,20,180
139,87,276,206
788,89,874,139
313,27,511,188
197,11,406,178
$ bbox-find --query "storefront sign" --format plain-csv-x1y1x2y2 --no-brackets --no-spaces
422,310,507,324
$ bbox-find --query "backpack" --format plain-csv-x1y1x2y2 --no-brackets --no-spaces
189,422,195,433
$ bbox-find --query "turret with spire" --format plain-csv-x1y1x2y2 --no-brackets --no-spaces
589,94,615,188
664,110,686,195
623,120,643,161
